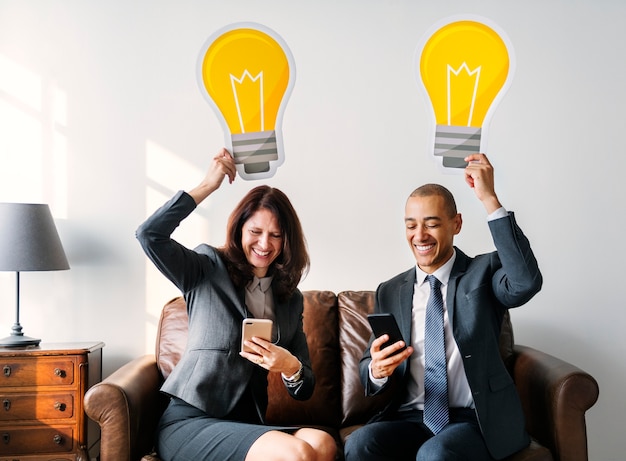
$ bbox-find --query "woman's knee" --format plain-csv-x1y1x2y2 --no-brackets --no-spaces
294,428,337,461
246,431,319,461
316,431,337,461
292,439,318,461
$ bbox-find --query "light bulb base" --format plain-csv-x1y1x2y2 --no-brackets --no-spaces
232,131,279,174
434,125,481,168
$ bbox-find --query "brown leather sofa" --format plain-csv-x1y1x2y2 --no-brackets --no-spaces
84,291,599,461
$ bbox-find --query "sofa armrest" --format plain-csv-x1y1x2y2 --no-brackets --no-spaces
84,354,164,461
512,345,599,461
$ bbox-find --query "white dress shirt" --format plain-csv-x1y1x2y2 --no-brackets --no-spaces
400,252,474,410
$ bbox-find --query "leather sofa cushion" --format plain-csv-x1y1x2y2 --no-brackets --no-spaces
265,291,343,427
156,292,343,428
155,291,514,428
337,291,394,426
156,296,188,380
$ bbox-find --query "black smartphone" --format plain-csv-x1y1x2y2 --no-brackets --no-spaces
367,313,406,355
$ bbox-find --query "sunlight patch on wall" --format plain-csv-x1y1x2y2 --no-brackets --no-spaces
51,84,68,218
144,139,210,353
0,53,42,111
0,98,44,200
0,54,68,219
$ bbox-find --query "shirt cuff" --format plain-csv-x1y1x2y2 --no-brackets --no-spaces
368,361,388,389
487,206,508,222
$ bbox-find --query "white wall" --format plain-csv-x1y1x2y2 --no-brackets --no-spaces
0,0,624,458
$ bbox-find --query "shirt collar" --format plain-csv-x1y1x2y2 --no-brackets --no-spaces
247,275,273,293
416,249,456,287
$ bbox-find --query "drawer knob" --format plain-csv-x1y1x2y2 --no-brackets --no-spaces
53,434,63,445
54,401,66,411
2,399,10,411
2,432,9,444
2,365,10,377
54,368,66,378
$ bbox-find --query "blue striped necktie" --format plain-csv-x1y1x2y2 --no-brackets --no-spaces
424,275,450,434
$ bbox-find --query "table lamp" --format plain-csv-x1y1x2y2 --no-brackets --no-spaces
0,203,70,347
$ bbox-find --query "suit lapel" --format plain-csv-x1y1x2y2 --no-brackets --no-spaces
273,297,289,346
395,268,416,377
447,247,470,331
398,268,416,343
235,286,248,318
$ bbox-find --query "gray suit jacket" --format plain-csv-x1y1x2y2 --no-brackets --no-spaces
137,191,314,419
360,212,542,459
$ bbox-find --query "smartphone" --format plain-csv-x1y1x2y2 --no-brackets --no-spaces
241,318,273,353
367,313,406,355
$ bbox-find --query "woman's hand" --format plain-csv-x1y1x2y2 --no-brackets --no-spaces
188,148,237,204
240,337,301,377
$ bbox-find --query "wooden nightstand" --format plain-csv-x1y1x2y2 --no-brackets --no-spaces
0,342,104,461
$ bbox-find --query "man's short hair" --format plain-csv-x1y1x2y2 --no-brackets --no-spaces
409,184,457,218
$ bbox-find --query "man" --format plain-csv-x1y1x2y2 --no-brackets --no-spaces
344,153,542,460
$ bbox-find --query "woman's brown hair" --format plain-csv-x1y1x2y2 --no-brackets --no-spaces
219,186,309,302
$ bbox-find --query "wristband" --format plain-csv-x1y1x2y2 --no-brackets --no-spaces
283,362,303,382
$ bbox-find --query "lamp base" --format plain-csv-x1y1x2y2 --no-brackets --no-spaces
0,334,41,347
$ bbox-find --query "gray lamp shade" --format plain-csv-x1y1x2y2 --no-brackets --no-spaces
0,203,70,272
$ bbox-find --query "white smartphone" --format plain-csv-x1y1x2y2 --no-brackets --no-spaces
241,318,273,353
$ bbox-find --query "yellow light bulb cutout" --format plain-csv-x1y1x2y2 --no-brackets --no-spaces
417,17,514,168
198,24,295,179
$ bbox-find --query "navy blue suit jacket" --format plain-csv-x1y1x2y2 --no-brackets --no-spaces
360,212,542,459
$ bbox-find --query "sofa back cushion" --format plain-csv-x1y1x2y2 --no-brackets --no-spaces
337,291,393,426
336,290,515,426
155,291,343,427
156,296,187,380
265,291,342,427
155,290,514,429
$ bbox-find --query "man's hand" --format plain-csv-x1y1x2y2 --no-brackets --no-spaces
464,153,502,214
370,334,413,379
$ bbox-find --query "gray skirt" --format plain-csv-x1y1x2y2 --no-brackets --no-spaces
156,397,297,461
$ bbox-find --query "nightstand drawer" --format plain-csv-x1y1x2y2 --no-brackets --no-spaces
0,393,74,421
1,358,75,387
0,425,74,454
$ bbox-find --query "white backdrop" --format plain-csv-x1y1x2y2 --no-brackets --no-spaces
1,1,624,459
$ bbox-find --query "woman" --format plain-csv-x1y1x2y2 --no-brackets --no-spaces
136,148,336,461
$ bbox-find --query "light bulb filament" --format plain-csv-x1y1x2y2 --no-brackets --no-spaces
447,63,481,126
230,70,264,133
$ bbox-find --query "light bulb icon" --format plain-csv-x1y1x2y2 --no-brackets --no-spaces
198,23,295,180
416,17,515,168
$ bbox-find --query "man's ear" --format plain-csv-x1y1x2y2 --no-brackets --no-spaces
454,213,463,235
